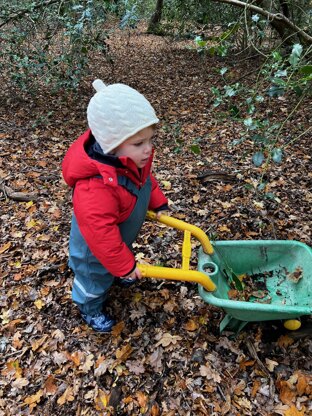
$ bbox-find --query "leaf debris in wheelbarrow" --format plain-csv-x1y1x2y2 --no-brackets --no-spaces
285,266,303,283
227,266,304,303
227,270,273,303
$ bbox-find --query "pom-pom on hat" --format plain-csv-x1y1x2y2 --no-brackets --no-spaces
87,79,159,154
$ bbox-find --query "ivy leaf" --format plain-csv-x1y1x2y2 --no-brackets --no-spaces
220,67,228,76
267,85,285,97
289,43,303,67
252,152,265,167
299,65,312,75
272,148,283,164
190,144,200,154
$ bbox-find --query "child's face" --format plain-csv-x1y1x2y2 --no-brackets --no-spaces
114,126,154,168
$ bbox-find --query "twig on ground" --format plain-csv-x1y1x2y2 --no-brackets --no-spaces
0,183,38,202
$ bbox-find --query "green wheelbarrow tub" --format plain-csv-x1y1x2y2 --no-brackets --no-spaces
198,240,312,322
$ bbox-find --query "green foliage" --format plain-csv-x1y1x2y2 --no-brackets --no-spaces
0,0,111,93
119,0,139,29
210,41,311,169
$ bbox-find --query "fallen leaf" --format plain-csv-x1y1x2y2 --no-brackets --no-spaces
183,319,199,331
52,329,65,342
95,389,110,411
296,372,309,396
126,360,145,375
199,364,221,383
12,378,29,389
0,242,11,254
34,299,44,310
192,194,200,203
148,347,163,373
136,391,148,408
218,225,231,233
57,386,75,405
80,354,94,373
161,180,171,190
277,335,295,348
94,357,114,377
1,360,22,379
44,375,58,395
31,335,49,352
251,379,261,397
115,344,133,362
23,389,44,407
278,380,296,405
265,358,279,372
284,404,306,416
155,332,182,348
52,351,69,366
112,321,125,337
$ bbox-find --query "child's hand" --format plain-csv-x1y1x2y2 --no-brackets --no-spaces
122,266,142,280
156,210,169,219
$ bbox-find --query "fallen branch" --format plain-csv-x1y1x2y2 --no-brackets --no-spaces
211,0,312,45
197,170,238,183
0,183,38,202
0,0,61,28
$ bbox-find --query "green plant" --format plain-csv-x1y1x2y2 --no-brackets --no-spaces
0,0,111,93
210,42,311,169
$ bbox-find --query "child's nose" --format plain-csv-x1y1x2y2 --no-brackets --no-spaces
144,142,152,154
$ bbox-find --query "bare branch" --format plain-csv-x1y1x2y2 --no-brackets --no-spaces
211,0,312,44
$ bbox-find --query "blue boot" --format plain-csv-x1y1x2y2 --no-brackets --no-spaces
81,311,115,333
114,277,137,287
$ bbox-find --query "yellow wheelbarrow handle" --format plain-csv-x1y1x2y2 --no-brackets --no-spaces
137,211,216,292
146,211,214,255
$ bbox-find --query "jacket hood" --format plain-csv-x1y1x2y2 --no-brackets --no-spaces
62,130,153,188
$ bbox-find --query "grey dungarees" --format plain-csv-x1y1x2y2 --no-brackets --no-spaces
69,175,151,314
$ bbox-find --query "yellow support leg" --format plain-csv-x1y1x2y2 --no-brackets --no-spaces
139,211,216,291
182,230,191,270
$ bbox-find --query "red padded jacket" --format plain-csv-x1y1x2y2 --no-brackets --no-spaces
62,130,168,277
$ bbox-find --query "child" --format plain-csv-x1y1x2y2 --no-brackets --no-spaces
62,79,168,333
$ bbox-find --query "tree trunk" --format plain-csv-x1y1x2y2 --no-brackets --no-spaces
147,0,164,34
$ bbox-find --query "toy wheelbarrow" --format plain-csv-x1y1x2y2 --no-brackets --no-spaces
138,211,312,332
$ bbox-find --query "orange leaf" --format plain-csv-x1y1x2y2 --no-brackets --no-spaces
277,335,294,348
24,389,43,406
44,375,58,395
115,344,133,362
95,389,110,410
150,403,160,416
251,379,261,397
183,319,199,331
31,335,48,352
284,404,306,416
296,372,309,396
13,273,24,281
57,386,75,405
218,225,231,233
1,360,22,379
239,360,255,371
69,351,83,366
278,380,296,405
111,321,125,337
136,391,148,408
0,242,11,254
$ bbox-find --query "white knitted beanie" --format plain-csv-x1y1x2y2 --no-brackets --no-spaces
87,79,159,154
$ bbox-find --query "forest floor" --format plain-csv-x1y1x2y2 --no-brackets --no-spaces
0,24,312,416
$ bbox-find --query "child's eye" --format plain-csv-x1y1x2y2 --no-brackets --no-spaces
134,141,143,147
